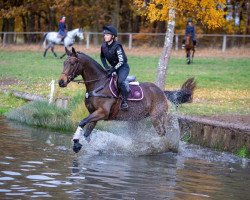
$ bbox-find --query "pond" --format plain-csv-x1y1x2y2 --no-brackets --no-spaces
0,117,249,199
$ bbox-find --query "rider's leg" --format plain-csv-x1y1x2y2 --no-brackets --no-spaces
193,40,197,47
117,65,130,110
182,38,186,49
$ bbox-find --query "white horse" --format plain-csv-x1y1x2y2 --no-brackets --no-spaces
43,28,84,58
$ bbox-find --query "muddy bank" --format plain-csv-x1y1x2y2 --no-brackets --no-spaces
177,115,250,154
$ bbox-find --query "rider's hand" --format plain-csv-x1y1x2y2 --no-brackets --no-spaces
107,68,116,77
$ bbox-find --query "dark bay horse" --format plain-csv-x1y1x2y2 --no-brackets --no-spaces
185,34,195,64
58,47,196,153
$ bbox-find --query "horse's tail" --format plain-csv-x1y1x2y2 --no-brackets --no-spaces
164,77,196,106
42,33,48,48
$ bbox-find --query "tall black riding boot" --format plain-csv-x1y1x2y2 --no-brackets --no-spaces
120,85,128,111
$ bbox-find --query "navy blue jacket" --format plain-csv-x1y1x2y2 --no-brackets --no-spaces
58,22,66,37
185,25,196,40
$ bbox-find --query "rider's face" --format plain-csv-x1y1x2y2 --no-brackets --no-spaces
103,34,113,42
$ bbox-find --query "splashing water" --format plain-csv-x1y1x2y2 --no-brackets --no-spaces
79,114,180,156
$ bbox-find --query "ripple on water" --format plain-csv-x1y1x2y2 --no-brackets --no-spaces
26,175,55,181
31,191,52,198
66,176,85,180
5,156,15,160
45,180,72,186
0,189,12,193
0,177,15,181
0,161,10,165
2,171,22,176
20,164,36,168
6,193,25,196
33,183,58,188
42,172,61,176
25,161,44,165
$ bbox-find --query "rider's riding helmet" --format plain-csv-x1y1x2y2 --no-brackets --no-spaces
187,18,193,23
103,25,117,37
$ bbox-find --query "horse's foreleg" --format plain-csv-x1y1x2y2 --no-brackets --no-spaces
83,122,97,141
72,122,97,153
186,50,191,64
191,49,195,63
51,46,57,57
72,108,108,153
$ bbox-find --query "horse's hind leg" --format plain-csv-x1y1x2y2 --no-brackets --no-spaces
51,46,57,57
150,111,167,137
43,45,50,57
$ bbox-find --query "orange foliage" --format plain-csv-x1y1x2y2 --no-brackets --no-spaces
134,0,227,30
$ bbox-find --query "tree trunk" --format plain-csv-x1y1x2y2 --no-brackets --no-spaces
155,8,175,90
2,18,15,44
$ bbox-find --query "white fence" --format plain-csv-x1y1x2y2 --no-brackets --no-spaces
1,32,250,52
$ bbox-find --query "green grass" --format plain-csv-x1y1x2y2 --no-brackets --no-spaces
0,51,250,116
6,101,74,131
236,146,249,158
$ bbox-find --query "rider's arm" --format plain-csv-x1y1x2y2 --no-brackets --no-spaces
185,26,188,35
100,49,109,69
114,46,124,70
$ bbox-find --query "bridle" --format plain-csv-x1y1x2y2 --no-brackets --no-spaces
61,56,109,84
61,57,80,83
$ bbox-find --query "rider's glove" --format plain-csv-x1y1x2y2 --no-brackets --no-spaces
107,68,116,77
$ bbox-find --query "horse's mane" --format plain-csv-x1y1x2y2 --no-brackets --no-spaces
76,51,107,73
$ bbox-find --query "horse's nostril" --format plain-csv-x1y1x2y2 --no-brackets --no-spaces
58,80,64,87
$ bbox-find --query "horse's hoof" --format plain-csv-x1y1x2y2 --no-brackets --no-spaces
73,139,82,153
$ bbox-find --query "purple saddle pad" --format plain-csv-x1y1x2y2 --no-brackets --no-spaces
109,76,144,101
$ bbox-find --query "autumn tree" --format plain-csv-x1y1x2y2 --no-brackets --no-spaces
134,0,227,89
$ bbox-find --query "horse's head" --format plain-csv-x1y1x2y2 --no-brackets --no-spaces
58,47,80,87
77,28,84,40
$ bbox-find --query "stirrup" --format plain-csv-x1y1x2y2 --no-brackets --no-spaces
120,101,128,111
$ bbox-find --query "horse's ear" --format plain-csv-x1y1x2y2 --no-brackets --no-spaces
65,47,71,56
72,47,77,58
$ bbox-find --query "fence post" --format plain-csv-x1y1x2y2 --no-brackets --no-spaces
86,32,90,49
2,33,6,47
222,35,227,52
175,35,178,50
128,33,132,49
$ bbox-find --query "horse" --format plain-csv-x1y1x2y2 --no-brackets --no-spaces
185,34,195,64
58,47,196,153
42,28,84,58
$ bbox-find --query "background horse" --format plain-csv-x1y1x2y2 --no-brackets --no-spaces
43,28,84,58
185,34,195,64
59,47,196,153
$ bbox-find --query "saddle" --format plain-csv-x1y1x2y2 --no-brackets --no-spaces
109,75,144,101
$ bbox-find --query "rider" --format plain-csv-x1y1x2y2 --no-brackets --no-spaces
58,16,67,42
182,18,196,49
100,25,130,111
